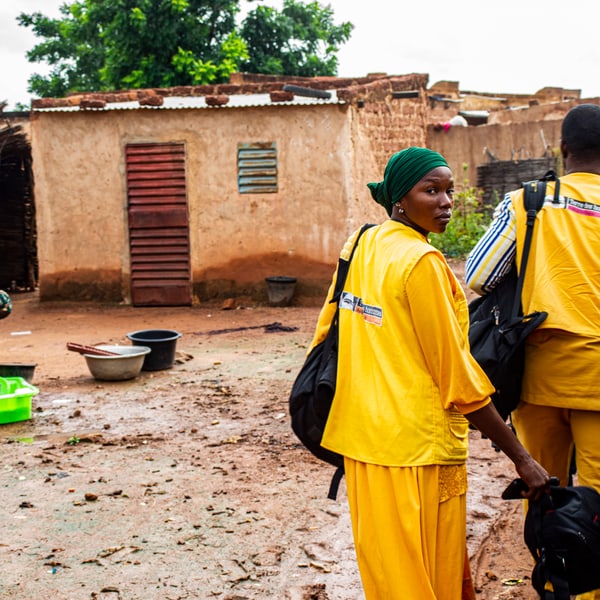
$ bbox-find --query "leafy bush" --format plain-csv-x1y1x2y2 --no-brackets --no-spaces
430,166,492,259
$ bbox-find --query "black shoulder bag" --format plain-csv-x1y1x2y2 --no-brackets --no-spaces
289,223,374,500
524,483,600,599
468,171,559,421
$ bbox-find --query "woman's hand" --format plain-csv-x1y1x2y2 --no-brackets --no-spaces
514,456,552,501
465,403,551,500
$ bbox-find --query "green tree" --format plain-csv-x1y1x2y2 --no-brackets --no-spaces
19,3,106,98
19,0,245,96
239,0,352,77
18,0,353,99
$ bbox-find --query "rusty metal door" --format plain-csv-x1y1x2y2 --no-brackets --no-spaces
126,143,192,306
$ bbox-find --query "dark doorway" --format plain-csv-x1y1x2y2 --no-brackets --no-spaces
0,122,37,291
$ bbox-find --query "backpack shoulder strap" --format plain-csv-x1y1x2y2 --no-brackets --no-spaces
331,223,376,304
542,168,561,204
324,223,375,500
511,174,554,317
522,179,547,214
522,169,560,210
327,465,345,500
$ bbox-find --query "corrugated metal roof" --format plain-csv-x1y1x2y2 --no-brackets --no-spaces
33,90,344,112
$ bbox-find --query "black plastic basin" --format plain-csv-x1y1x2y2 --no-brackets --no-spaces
0,363,36,383
126,329,182,371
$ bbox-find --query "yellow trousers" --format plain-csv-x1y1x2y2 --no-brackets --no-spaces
512,403,600,600
344,459,475,600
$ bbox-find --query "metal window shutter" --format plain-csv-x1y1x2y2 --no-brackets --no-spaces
237,142,278,193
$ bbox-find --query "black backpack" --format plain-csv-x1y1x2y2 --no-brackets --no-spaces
524,484,600,599
468,171,559,421
288,224,374,500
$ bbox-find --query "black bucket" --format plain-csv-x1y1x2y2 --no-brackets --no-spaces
265,276,297,307
126,329,182,371
0,363,36,383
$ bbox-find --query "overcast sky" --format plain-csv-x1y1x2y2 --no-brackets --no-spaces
2,0,599,110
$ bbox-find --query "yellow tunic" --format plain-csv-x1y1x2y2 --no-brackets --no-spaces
319,220,492,466
512,172,600,409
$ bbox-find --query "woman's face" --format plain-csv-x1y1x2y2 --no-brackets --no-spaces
399,166,454,235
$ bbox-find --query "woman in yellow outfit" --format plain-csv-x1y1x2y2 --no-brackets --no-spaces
309,147,550,599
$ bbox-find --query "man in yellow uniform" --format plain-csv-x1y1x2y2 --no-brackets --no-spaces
466,104,600,599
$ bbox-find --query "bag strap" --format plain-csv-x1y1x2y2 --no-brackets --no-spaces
323,223,375,500
321,222,376,362
327,465,345,500
330,223,376,304
511,171,558,318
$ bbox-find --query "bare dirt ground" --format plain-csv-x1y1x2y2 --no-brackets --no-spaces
0,281,539,600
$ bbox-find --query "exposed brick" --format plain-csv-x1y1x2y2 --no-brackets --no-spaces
138,94,164,107
270,91,295,103
190,85,218,96
336,89,356,103
205,95,229,106
32,98,58,109
80,98,107,109
216,84,242,95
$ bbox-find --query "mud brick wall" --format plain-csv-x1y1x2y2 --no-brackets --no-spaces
359,97,427,172
428,119,564,194
344,76,429,173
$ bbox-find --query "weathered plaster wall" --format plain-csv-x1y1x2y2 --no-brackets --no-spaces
31,79,431,303
31,110,130,301
30,105,369,302
428,119,563,189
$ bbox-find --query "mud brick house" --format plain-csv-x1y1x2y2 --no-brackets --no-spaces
29,73,432,305
27,72,597,305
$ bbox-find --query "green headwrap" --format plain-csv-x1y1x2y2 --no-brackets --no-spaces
367,147,449,216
